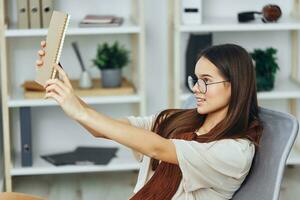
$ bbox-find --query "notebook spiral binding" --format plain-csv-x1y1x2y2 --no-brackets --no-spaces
51,14,70,79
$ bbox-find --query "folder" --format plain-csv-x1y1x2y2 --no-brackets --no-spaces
17,0,30,29
41,147,118,166
35,11,70,86
29,0,41,28
41,0,54,28
20,107,32,167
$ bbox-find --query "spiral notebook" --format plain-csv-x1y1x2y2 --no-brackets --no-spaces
35,10,70,86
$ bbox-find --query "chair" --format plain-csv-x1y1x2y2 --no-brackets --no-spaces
182,95,299,200
0,192,44,200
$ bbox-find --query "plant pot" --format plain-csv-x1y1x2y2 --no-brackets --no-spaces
256,73,275,92
100,68,122,88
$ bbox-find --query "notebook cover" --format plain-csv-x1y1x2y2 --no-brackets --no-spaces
35,10,70,86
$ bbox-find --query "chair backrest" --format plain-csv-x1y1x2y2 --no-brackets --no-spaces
182,95,299,200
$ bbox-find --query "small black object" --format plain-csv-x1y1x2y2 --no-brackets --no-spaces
58,62,63,69
41,146,119,166
238,11,262,23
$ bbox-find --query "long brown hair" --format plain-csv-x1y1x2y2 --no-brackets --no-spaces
130,44,263,200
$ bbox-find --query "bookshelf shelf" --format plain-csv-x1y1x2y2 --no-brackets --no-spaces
11,146,140,176
5,19,141,37
179,16,300,33
8,88,142,107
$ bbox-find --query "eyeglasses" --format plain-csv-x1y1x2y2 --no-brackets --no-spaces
188,75,229,94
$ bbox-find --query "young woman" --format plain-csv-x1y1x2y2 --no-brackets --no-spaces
36,42,263,200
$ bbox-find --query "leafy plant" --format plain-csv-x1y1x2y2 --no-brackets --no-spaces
92,41,130,70
250,48,280,91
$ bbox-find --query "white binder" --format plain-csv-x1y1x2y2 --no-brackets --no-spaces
17,0,30,29
29,0,41,28
41,0,54,28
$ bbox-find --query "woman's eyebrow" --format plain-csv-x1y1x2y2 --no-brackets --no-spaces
198,73,213,78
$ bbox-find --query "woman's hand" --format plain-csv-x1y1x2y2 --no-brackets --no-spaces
44,63,87,121
36,40,87,120
36,40,46,68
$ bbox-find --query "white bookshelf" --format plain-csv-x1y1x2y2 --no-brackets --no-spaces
11,146,139,176
0,0,146,192
8,88,142,108
168,0,300,167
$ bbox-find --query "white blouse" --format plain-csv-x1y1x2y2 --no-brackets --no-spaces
127,114,255,200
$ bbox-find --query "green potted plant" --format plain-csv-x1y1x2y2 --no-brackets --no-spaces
250,47,280,92
92,41,130,88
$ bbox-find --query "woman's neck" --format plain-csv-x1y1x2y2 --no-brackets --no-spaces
197,106,229,134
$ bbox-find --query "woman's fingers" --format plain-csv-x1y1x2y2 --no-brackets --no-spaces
38,50,45,57
45,83,66,97
37,41,46,68
41,40,46,48
53,63,72,88
44,91,62,103
45,78,70,94
36,60,43,66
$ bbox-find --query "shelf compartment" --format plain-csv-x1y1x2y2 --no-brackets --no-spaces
180,78,300,102
11,146,140,176
9,78,142,107
5,19,141,37
179,16,300,33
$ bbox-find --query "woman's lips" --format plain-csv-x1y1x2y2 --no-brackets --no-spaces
196,97,206,105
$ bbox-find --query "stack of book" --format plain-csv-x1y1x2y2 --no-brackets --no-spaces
79,15,124,27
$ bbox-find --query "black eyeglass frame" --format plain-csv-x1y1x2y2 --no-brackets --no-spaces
188,75,229,94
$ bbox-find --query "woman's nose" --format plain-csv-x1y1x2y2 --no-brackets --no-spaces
192,83,199,93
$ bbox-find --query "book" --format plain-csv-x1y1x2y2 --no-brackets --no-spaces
79,17,123,28
35,11,70,87
81,15,116,24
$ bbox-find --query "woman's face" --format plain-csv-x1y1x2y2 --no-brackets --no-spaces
193,57,231,115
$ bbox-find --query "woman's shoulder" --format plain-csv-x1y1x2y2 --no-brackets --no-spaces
171,137,255,179
207,138,255,176
207,138,255,160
